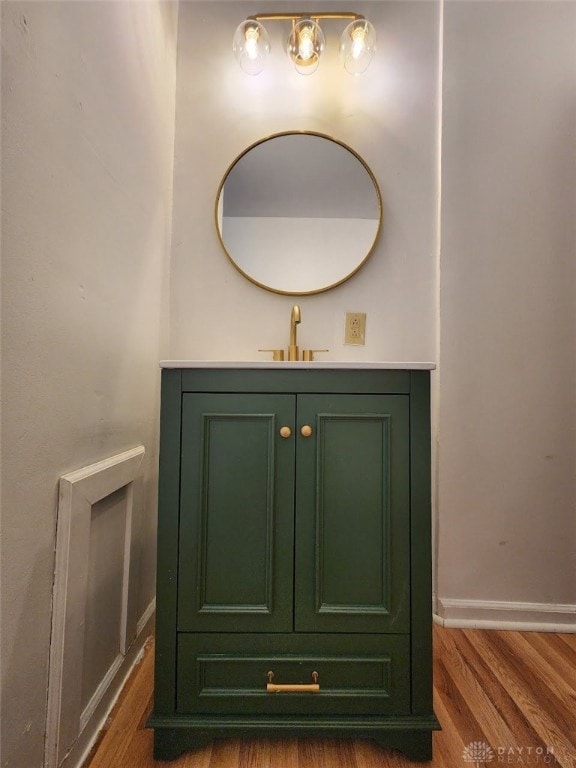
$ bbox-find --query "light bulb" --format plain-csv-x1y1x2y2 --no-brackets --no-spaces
298,27,315,61
233,20,270,75
245,29,259,61
351,29,366,60
339,19,376,75
287,19,325,75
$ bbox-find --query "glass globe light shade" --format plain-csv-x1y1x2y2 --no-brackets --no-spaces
339,19,376,75
233,20,271,75
287,19,325,75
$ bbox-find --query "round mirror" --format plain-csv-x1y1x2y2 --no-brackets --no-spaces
215,132,382,295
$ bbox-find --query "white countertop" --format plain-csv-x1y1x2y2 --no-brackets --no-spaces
160,360,436,370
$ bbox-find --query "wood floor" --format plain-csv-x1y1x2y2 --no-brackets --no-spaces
84,626,576,768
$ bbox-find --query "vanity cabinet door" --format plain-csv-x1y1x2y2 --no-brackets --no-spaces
294,394,410,634
178,393,296,633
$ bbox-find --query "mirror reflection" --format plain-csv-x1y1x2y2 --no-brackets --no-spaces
215,132,382,295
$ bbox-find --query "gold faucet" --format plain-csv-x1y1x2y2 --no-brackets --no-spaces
288,304,301,361
259,304,328,361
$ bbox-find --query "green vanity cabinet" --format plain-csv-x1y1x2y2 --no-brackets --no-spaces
148,366,439,761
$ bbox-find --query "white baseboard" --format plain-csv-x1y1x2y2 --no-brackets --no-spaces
57,599,155,768
435,597,576,633
137,596,156,637
80,653,124,732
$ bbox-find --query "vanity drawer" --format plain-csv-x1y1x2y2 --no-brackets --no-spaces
176,633,410,716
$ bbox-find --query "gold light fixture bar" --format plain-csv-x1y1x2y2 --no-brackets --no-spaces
232,11,376,76
248,12,364,22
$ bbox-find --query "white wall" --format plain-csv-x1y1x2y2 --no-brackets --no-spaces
437,1,576,618
0,3,177,765
170,1,440,362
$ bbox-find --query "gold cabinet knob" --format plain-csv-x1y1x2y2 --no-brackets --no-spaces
279,426,292,438
300,425,313,437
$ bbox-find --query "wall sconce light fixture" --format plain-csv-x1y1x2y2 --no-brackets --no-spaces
233,12,376,76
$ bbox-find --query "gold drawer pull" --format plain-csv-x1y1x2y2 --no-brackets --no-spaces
266,670,319,693
300,425,313,437
279,426,292,438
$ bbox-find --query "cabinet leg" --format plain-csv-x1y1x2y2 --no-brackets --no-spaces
153,728,210,761
373,732,433,762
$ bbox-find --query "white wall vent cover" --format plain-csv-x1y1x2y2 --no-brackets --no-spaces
45,446,145,768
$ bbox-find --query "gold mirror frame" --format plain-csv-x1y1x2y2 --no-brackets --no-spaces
214,131,382,296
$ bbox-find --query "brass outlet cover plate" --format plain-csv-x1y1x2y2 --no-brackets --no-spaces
345,312,366,345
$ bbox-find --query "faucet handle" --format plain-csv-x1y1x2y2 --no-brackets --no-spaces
302,349,329,362
258,348,285,362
